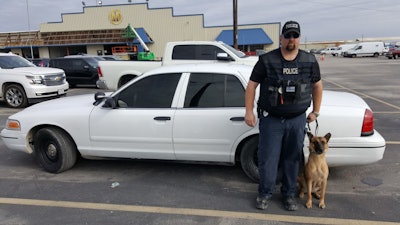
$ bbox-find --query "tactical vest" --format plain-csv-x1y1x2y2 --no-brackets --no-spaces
258,50,315,118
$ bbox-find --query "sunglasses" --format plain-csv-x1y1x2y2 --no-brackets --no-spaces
283,33,300,39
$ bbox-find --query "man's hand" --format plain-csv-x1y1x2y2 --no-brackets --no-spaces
307,112,318,123
245,80,259,127
245,111,256,127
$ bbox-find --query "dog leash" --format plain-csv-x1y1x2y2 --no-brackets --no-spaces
307,119,319,135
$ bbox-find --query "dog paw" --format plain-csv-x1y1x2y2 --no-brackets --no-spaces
306,201,312,209
319,202,326,209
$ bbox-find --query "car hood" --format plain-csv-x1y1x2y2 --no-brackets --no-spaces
10,67,64,75
13,93,98,117
240,56,258,66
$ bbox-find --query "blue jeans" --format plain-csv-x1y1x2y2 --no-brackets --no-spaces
258,113,306,198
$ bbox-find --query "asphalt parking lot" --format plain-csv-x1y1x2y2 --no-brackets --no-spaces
0,55,399,225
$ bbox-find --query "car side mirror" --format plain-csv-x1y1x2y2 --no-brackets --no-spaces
217,53,233,61
93,92,106,106
102,97,117,109
94,92,106,101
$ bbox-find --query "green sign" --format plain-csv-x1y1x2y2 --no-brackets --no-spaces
122,24,137,39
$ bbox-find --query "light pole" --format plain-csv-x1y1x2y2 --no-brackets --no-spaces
233,0,238,49
25,0,34,59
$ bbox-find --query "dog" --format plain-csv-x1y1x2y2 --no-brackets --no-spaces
298,131,331,209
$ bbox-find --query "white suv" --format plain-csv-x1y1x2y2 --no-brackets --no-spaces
0,52,69,108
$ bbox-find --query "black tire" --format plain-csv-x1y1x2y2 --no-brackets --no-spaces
240,136,260,183
373,53,379,57
34,127,77,173
4,84,28,108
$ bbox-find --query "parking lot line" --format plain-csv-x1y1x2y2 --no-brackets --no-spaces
323,78,400,111
0,197,398,225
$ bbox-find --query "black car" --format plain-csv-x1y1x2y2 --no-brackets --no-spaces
49,55,104,87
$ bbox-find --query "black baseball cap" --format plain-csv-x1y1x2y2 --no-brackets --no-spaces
282,21,301,35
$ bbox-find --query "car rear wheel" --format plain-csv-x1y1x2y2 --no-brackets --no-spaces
4,84,28,108
240,136,260,183
34,127,77,173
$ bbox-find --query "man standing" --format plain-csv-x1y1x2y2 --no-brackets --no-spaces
245,20,323,211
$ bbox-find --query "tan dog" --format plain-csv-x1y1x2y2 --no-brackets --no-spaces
298,132,331,209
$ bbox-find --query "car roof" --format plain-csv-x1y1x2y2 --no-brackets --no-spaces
0,52,19,56
144,63,253,80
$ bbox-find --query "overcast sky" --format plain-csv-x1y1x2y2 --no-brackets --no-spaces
1,0,399,42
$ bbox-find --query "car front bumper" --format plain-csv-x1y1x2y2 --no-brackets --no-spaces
25,83,69,99
0,128,32,154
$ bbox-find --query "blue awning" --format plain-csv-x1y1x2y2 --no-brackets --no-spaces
216,28,273,46
132,27,153,44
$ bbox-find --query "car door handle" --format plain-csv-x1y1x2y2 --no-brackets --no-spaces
230,117,244,121
154,116,171,121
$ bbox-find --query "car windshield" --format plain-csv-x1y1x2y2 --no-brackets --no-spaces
221,42,247,58
0,55,35,69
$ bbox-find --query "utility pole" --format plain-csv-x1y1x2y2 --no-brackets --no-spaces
25,0,34,59
233,0,238,49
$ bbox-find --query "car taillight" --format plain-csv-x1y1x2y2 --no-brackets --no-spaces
361,109,374,136
97,67,103,78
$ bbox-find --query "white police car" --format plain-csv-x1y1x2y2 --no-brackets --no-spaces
0,63,385,182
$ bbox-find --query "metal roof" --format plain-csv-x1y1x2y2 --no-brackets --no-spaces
216,28,273,46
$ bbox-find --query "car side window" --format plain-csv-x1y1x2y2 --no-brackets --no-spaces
116,73,181,108
172,45,225,60
52,59,70,69
71,59,85,68
184,73,245,108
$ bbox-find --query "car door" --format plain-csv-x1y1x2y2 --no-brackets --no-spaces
173,72,252,163
88,73,182,159
69,59,92,84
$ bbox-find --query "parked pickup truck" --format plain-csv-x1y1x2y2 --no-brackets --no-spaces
0,52,69,108
97,41,258,90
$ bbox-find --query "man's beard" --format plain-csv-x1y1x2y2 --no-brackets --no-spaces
285,42,296,51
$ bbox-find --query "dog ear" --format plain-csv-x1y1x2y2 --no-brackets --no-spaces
324,133,332,142
307,131,314,140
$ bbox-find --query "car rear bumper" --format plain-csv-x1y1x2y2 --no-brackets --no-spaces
304,130,386,166
96,79,108,89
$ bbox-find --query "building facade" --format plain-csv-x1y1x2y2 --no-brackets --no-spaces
0,3,280,60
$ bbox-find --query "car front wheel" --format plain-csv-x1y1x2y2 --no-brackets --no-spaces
34,127,77,173
240,136,260,183
4,84,28,108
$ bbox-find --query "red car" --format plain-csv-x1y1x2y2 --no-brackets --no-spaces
385,47,400,59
